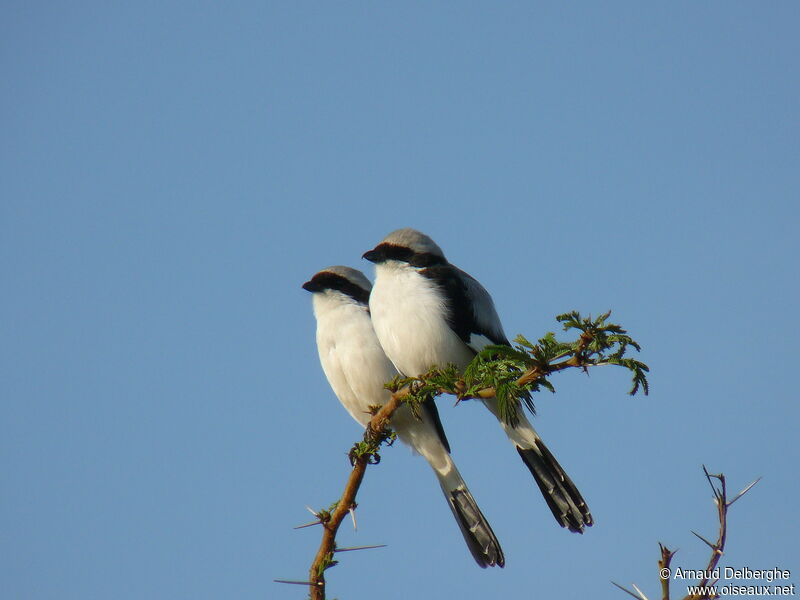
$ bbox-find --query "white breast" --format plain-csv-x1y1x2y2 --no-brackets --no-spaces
313,292,397,426
369,263,474,377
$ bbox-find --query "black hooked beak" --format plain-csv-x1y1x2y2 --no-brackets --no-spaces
362,248,382,263
302,279,321,292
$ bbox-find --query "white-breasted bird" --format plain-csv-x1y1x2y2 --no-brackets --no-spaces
363,229,592,533
302,266,504,567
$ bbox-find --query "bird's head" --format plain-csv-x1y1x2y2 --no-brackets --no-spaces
302,266,371,306
362,228,447,267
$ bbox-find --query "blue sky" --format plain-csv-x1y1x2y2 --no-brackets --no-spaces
2,2,798,599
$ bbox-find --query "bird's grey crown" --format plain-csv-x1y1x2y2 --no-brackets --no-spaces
381,228,446,260
318,265,372,291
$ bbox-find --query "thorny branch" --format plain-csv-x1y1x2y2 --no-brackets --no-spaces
613,467,761,600
279,311,649,600
303,395,403,600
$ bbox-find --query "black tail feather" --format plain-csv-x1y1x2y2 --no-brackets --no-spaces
517,441,592,532
448,488,505,568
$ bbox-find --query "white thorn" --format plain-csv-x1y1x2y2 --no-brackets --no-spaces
631,583,650,600
728,476,762,507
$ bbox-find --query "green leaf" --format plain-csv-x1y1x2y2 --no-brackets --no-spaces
380,310,649,429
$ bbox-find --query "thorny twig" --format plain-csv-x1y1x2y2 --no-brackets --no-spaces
282,312,649,599
613,467,761,600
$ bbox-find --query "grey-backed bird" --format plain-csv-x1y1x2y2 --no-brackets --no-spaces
302,265,504,567
363,230,592,533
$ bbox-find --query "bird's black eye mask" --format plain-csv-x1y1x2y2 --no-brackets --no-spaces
302,272,370,305
363,243,446,267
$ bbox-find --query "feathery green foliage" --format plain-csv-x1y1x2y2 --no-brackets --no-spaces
391,310,648,427
556,310,650,396
464,344,537,427
350,310,646,460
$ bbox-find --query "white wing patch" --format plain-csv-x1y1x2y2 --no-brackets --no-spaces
466,333,495,354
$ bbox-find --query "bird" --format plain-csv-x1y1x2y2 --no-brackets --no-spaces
302,265,504,567
363,228,593,533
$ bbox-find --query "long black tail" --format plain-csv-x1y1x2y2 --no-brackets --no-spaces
445,486,505,568
517,439,592,532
